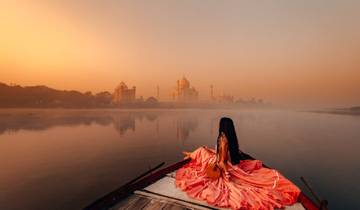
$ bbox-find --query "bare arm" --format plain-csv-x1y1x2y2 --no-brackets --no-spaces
182,151,191,159
217,134,229,173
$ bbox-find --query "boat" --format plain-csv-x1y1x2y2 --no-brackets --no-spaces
84,153,324,210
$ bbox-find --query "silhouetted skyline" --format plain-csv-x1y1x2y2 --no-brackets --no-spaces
1,1,360,107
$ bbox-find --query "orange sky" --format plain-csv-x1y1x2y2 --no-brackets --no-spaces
1,1,360,107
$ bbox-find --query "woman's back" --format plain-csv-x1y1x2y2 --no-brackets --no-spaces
175,117,300,210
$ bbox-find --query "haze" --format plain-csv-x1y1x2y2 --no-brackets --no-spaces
1,0,360,107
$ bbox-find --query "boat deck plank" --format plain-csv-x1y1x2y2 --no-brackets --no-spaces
111,195,150,210
162,203,190,210
111,194,204,210
141,173,306,210
142,199,166,210
109,195,140,210
125,196,150,209
87,157,317,210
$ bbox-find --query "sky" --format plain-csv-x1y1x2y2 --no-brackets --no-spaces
1,0,360,107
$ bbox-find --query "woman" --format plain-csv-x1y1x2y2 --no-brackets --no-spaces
175,117,300,210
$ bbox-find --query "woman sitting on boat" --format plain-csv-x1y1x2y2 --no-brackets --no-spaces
176,117,300,210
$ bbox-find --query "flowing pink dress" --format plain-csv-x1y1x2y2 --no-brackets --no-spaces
175,146,300,210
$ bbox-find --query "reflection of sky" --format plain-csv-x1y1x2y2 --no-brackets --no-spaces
0,109,200,140
0,109,359,210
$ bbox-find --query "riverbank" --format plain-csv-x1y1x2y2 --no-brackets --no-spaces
311,106,360,116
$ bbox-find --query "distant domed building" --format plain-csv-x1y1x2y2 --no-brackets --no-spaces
112,82,136,104
144,96,159,107
172,77,198,102
145,96,158,104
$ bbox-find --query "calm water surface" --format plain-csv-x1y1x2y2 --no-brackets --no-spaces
0,109,359,210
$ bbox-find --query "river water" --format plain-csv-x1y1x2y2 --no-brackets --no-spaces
0,109,359,210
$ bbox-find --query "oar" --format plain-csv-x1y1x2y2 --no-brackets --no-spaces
300,176,328,210
126,162,165,186
84,162,165,210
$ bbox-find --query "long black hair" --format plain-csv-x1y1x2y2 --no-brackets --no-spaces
217,117,242,165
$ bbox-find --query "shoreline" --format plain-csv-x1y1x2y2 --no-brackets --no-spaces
310,107,360,116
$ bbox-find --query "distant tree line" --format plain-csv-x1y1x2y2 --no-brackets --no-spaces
0,82,113,108
0,82,162,108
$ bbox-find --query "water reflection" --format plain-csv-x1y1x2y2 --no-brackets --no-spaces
0,110,160,136
112,113,136,136
0,109,359,210
0,110,200,139
176,116,198,143
0,110,271,137
0,110,109,134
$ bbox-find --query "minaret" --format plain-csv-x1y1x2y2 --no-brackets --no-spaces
210,84,214,101
156,85,160,100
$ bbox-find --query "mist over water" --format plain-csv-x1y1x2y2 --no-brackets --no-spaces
0,109,359,210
